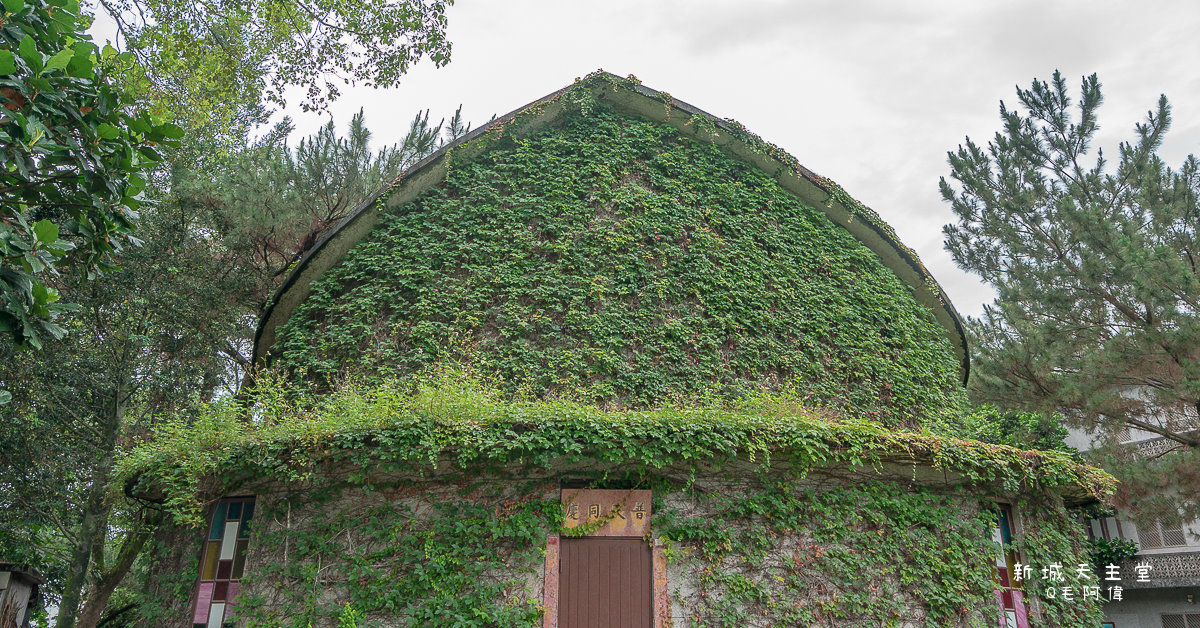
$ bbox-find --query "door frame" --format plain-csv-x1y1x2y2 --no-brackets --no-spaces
543,488,670,628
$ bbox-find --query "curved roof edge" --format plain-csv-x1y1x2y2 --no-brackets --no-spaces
252,71,970,384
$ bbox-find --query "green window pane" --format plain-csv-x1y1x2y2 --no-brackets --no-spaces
232,539,249,579
208,503,228,540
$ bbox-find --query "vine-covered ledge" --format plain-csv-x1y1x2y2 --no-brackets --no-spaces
121,375,1115,527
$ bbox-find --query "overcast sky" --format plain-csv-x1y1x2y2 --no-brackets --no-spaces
277,0,1200,318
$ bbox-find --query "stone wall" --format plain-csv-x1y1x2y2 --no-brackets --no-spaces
139,461,1102,627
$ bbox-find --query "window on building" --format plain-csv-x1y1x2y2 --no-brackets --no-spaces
1161,613,1200,628
1086,516,1127,541
1139,519,1187,549
192,497,254,628
992,504,1029,628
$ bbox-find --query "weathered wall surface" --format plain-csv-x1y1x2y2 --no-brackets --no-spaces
135,519,207,625
138,461,1102,627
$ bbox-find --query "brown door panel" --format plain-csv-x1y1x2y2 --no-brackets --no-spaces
559,538,652,628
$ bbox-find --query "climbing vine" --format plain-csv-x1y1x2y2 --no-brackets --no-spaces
126,74,1111,627
121,372,1113,529
271,100,967,428
655,483,1000,625
123,373,1111,627
231,485,558,627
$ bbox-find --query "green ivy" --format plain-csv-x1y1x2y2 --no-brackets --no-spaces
271,104,966,428
654,483,1003,626
123,373,1112,627
1012,497,1107,625
120,373,1114,529
1086,537,1138,570
233,489,555,627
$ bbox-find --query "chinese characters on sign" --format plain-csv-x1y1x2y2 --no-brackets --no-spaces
561,489,652,537
1010,561,1152,602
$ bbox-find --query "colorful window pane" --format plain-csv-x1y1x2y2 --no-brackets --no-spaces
993,504,1029,628
193,497,254,628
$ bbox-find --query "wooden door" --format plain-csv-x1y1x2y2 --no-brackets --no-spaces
559,537,652,628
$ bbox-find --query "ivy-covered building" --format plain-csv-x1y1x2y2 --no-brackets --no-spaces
132,72,1115,627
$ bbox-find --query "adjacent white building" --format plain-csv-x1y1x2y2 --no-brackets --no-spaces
1065,426,1200,627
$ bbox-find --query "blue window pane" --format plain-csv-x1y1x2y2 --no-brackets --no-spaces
238,503,254,539
228,502,242,520
208,503,228,540
998,507,1013,545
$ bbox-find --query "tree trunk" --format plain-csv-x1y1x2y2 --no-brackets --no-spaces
75,515,159,628
55,376,129,628
55,463,113,628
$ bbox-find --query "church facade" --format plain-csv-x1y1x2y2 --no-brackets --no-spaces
133,73,1112,627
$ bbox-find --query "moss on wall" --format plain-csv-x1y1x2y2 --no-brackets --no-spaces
272,107,965,428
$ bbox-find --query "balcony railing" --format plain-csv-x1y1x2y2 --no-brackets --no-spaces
1117,550,1200,589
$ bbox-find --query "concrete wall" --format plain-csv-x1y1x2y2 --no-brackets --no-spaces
1102,586,1200,628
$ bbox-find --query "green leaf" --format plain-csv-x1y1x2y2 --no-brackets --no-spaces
17,35,40,73
33,219,58,244
158,123,185,139
125,173,146,196
0,390,11,405
39,319,65,340
44,48,73,72
2,0,22,14
23,250,45,273
30,281,49,304
67,45,94,77
0,49,16,75
96,123,120,139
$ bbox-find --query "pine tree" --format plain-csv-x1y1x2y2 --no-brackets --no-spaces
941,71,1200,523
183,107,468,317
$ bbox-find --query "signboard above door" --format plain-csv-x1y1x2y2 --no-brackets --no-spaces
561,489,652,537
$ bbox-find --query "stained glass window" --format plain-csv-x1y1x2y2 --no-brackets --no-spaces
192,497,254,628
992,504,1029,628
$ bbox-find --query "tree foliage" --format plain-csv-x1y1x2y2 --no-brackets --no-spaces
94,0,453,135
0,199,249,627
182,107,468,311
0,0,176,358
1,0,461,619
0,108,464,627
941,71,1200,521
965,404,1075,457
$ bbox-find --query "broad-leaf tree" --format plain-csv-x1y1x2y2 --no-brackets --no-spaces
0,200,250,627
0,110,465,627
941,71,1200,523
93,0,454,136
0,0,175,362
